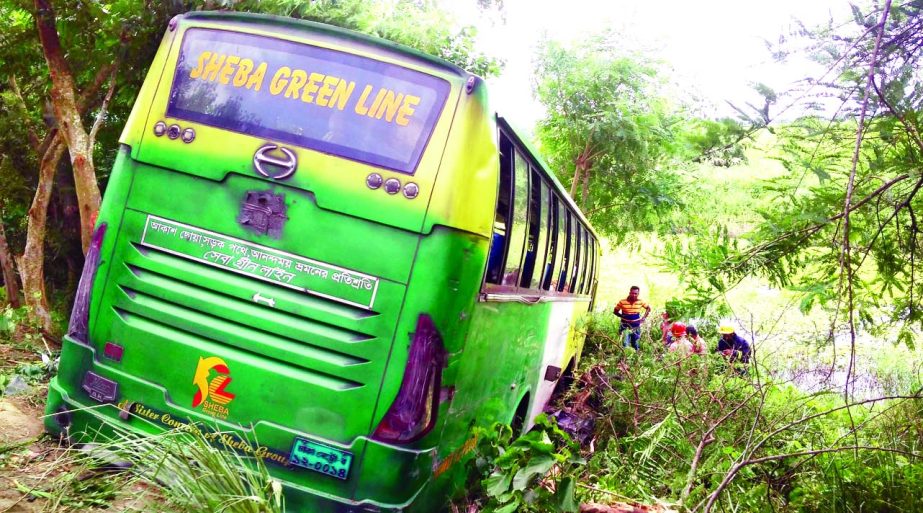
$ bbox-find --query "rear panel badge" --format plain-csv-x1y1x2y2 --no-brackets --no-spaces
253,143,297,180
238,190,287,238
191,356,236,420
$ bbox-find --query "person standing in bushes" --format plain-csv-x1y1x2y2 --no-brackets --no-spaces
613,286,651,350
716,323,751,364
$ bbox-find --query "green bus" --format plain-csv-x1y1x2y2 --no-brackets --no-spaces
46,11,600,512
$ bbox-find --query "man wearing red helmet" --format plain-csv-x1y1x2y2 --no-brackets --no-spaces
667,322,694,354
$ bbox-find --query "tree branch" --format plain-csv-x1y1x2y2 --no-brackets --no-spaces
6,76,42,152
88,39,124,145
702,445,921,513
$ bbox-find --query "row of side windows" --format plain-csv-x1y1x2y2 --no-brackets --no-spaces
485,130,598,295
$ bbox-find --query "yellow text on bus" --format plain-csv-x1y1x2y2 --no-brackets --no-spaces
189,51,422,126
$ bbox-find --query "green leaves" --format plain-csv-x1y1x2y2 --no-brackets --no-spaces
467,415,583,512
233,0,503,78
553,477,579,512
532,32,685,241
512,454,555,490
484,471,513,496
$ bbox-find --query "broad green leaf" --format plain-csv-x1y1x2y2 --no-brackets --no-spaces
554,477,579,513
512,454,555,490
484,471,513,497
494,500,521,513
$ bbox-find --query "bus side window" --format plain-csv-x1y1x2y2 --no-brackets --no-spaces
543,195,558,290
576,226,587,294
576,227,584,294
537,179,553,290
585,230,592,293
486,134,514,285
569,223,582,293
557,210,572,292
551,199,565,291
521,167,546,289
502,150,530,286
568,215,579,293
590,240,602,292
581,232,592,294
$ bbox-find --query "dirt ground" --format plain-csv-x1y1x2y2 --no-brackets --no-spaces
0,394,56,513
0,332,156,513
0,393,157,513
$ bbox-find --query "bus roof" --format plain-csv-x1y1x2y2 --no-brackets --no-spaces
180,11,470,79
497,116,600,240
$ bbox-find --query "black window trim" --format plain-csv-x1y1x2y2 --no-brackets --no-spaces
482,117,600,302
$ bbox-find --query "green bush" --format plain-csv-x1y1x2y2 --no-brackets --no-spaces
463,415,584,513
469,317,923,513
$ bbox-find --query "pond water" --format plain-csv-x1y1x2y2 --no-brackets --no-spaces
755,330,922,400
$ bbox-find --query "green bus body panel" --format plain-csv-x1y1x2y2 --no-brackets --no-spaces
47,151,489,509
47,11,596,512
423,77,497,237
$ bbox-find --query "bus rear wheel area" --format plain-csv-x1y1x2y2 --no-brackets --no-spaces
509,393,530,437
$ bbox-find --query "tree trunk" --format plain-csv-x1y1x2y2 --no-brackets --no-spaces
571,143,595,205
570,161,584,200
35,0,101,254
0,211,21,308
20,139,65,332
581,167,591,211
55,157,82,290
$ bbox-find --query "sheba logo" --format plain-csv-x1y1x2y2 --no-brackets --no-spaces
188,51,421,126
191,356,236,420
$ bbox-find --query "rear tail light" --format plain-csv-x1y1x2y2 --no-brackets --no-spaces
372,314,446,444
68,223,107,344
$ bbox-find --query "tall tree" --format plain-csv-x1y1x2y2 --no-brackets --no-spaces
0,200,21,308
34,0,102,253
2,0,199,329
532,34,683,242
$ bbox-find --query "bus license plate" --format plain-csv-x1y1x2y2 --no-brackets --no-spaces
288,437,353,480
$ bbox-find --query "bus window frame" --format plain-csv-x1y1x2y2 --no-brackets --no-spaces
485,133,514,285
579,231,591,294
557,210,572,292
501,149,531,287
583,227,593,294
569,222,582,293
522,167,546,289
482,119,599,301
537,178,554,290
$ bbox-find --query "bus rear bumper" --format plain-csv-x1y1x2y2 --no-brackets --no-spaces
45,375,436,513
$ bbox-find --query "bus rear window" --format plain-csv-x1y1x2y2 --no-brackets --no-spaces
167,28,450,174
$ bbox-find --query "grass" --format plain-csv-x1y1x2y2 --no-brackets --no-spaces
94,425,285,513
1,421,285,513
1,296,282,513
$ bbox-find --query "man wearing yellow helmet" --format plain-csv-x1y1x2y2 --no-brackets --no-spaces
716,324,751,364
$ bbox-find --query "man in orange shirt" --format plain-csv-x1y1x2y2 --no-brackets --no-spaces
613,286,651,350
